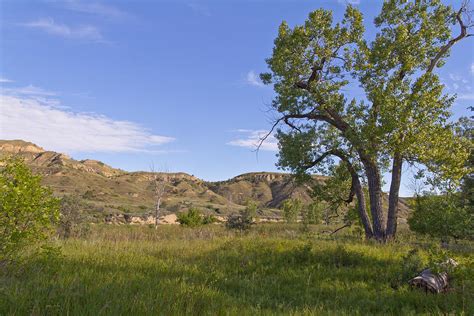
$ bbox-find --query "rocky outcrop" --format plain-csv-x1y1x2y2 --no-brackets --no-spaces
105,213,179,225
0,140,45,154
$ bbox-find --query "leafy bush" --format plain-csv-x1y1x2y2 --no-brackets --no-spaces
308,202,323,224
282,199,302,223
408,194,472,241
57,195,89,239
0,157,59,261
177,208,216,227
226,202,256,232
244,200,258,217
226,211,253,232
301,201,323,231
177,208,203,227
202,214,217,225
390,249,426,289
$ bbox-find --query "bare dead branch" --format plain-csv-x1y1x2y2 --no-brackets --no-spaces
330,223,351,235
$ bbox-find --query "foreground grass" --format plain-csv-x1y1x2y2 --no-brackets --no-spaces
1,224,473,315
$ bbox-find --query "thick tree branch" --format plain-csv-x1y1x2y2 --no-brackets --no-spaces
344,181,356,204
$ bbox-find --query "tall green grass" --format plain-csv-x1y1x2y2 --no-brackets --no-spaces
1,224,473,315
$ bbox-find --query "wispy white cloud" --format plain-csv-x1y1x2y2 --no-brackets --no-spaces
337,0,361,5
458,93,474,101
0,88,174,154
471,62,474,75
2,84,57,96
188,3,211,16
449,73,469,84
22,18,103,41
65,0,129,18
63,0,128,19
228,129,278,151
246,70,264,87
446,73,472,93
0,77,14,83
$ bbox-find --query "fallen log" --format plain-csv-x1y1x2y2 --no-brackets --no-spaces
408,269,450,293
408,259,458,293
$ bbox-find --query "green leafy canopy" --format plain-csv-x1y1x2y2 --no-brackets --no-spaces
262,0,472,188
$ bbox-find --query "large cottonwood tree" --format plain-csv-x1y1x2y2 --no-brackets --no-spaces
260,0,473,241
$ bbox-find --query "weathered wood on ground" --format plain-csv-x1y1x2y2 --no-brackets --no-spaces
409,259,458,293
409,269,450,293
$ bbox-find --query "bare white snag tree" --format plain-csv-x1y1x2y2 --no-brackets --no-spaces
150,164,168,229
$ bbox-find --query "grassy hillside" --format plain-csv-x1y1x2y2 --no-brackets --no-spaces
1,224,473,315
0,140,412,222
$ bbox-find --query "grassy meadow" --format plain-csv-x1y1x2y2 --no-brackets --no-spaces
1,224,473,315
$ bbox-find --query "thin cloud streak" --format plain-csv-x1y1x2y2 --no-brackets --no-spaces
63,0,129,19
3,84,57,96
22,18,103,41
458,93,474,100
0,77,14,83
188,3,211,16
337,0,361,5
228,129,278,151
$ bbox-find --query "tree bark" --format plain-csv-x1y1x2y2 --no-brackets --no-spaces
328,150,374,239
364,163,386,241
386,153,403,239
352,174,374,239
154,197,161,229
342,160,373,239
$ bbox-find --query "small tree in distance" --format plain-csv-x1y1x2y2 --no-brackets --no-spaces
150,164,168,229
177,208,203,227
226,201,257,232
282,199,302,223
301,201,323,225
57,195,88,239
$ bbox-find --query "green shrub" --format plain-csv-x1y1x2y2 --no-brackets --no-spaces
244,200,258,217
301,201,323,231
177,208,205,227
282,199,302,223
226,212,253,232
202,214,217,225
392,249,426,289
57,195,89,239
408,194,472,242
226,202,256,232
0,157,59,262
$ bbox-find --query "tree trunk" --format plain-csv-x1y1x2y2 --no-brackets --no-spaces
355,179,374,239
364,163,386,241
154,197,161,229
386,153,403,239
351,173,373,239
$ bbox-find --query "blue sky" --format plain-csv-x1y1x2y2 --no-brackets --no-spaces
0,0,473,196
